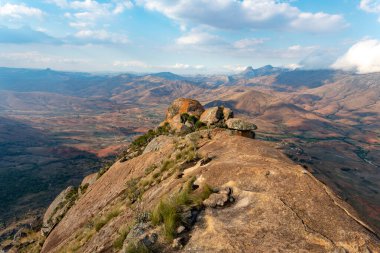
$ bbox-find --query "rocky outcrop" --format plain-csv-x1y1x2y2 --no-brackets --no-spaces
164,98,205,132
166,98,204,120
225,118,257,138
143,135,173,154
41,186,78,236
199,107,224,126
225,118,257,131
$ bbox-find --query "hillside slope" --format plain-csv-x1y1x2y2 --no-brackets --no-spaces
34,99,380,253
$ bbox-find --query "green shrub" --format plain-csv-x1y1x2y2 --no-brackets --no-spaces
95,208,122,232
80,183,89,194
130,123,171,153
151,177,211,241
113,227,130,250
125,242,151,253
160,159,175,172
125,178,142,203
144,164,157,175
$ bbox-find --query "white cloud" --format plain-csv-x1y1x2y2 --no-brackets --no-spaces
74,29,129,44
113,61,205,70
332,39,380,74
48,0,133,28
360,0,380,13
176,31,220,45
137,0,347,33
0,3,43,18
233,38,266,49
223,65,248,72
169,63,204,69
276,44,317,59
360,0,380,22
113,60,149,68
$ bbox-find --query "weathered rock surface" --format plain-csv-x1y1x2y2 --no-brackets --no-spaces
41,186,76,237
199,107,224,125
166,98,204,120
143,135,174,154
225,118,257,131
222,107,234,120
41,128,380,253
80,173,97,188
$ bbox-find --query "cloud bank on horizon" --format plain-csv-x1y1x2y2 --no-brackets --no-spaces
0,0,380,73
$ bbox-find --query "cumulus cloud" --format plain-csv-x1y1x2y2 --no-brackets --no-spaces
0,3,43,18
331,39,380,74
137,0,347,33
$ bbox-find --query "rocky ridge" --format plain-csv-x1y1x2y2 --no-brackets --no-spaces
3,98,379,253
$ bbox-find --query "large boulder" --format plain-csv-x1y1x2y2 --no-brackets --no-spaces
223,107,234,120
225,118,257,131
164,98,205,132
166,98,204,120
200,107,224,126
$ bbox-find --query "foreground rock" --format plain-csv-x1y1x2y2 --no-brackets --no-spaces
40,127,380,253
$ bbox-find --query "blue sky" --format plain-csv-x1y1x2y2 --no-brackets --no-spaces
1,0,380,74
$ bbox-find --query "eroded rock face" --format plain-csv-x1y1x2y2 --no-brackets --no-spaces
143,135,174,154
223,107,234,120
200,107,224,126
41,186,77,236
225,118,257,131
166,98,204,120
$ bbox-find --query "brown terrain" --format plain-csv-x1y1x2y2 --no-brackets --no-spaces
0,67,379,251
5,98,379,253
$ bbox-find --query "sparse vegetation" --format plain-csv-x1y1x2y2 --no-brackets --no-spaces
97,161,114,179
130,123,171,153
94,207,122,232
80,183,89,194
125,178,143,204
113,226,131,250
125,241,152,253
151,178,213,240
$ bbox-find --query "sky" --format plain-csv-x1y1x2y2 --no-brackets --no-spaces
1,0,380,74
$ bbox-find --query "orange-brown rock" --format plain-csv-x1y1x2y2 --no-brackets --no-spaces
41,129,380,253
165,98,204,120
